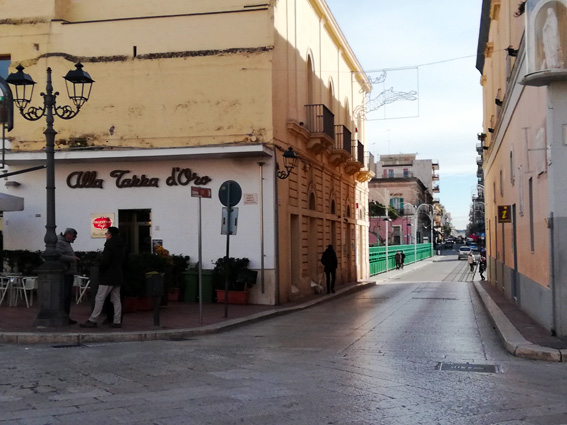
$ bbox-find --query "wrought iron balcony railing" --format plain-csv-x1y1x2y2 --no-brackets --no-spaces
305,104,334,140
334,125,351,153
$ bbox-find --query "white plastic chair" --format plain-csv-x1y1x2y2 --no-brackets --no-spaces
9,276,28,307
20,277,38,307
74,275,90,304
0,275,10,306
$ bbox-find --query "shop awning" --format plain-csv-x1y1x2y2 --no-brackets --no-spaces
0,192,24,211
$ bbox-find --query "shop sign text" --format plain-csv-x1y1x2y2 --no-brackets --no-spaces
67,167,212,189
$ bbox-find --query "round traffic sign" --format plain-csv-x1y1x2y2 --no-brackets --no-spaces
218,180,242,207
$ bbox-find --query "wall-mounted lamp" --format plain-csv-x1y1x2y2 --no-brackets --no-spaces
277,146,298,180
495,98,503,106
488,128,494,133
506,46,518,57
5,181,20,187
477,132,487,141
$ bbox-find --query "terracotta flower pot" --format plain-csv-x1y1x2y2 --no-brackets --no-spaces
215,289,248,305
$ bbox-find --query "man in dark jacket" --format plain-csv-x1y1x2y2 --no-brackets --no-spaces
81,227,125,328
321,245,338,294
56,228,79,324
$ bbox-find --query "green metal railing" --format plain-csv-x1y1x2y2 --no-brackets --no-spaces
369,243,433,276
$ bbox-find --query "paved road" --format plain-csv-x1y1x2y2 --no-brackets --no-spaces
2,257,567,424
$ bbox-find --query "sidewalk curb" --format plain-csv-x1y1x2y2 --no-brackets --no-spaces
0,281,377,345
473,281,564,362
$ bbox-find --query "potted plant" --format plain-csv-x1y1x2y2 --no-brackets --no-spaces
123,252,171,311
212,257,255,304
168,255,190,301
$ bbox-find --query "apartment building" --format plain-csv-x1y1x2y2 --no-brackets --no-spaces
0,0,373,305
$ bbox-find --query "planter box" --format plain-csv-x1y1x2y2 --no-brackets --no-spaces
215,289,248,305
136,296,154,311
168,288,180,301
123,297,138,313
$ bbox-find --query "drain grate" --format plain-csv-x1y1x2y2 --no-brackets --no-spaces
436,362,501,373
413,297,457,300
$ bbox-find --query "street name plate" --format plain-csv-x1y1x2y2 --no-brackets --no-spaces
436,362,501,374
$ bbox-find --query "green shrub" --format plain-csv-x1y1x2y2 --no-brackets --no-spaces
212,257,250,291
2,250,43,275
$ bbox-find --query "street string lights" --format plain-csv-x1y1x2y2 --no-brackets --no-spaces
7,62,94,327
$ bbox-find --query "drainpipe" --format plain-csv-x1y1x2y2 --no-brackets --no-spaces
549,212,557,335
273,152,280,305
258,162,265,294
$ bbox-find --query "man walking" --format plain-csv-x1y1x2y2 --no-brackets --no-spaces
56,228,79,325
81,227,125,328
321,245,338,294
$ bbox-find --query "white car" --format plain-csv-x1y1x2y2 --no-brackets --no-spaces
458,246,470,260
459,246,481,261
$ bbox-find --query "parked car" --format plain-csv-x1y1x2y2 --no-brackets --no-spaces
458,246,470,260
445,240,454,249
471,248,481,262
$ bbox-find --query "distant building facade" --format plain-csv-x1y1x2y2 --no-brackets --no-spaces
369,154,438,246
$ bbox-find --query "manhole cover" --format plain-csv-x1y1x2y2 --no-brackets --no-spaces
436,362,501,373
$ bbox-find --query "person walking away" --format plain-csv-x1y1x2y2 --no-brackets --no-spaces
56,228,79,325
479,254,487,280
395,251,402,270
81,227,125,328
321,245,338,294
467,251,475,272
400,251,406,269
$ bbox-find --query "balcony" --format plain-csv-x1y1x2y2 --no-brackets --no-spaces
432,160,439,171
432,173,439,181
476,156,483,166
432,184,440,193
345,140,364,175
304,104,335,153
329,125,352,166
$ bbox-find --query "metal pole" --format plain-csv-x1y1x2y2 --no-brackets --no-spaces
34,68,66,327
413,214,417,263
43,68,58,261
430,213,434,257
258,162,265,294
224,183,231,318
385,218,389,272
198,196,203,324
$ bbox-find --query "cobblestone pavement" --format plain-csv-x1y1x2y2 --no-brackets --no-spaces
2,258,567,424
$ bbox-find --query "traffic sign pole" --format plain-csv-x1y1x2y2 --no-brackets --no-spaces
224,183,231,318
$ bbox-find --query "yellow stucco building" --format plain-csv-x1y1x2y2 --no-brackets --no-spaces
0,0,372,305
477,0,567,336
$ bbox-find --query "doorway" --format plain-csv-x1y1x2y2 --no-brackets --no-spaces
119,209,152,254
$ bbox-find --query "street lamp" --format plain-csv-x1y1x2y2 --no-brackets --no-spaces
7,63,94,327
276,147,298,180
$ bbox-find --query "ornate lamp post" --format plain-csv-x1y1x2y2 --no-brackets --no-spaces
276,147,298,180
7,63,94,327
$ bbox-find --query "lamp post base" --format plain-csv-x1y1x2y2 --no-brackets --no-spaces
33,260,68,327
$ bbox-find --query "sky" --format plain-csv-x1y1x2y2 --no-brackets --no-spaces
325,0,484,230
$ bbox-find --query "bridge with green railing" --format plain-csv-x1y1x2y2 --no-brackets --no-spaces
369,243,433,276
